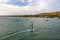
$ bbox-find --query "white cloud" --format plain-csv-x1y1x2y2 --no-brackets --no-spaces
20,0,25,2
0,0,11,3
0,0,60,15
27,0,33,2
20,0,33,3
0,4,24,15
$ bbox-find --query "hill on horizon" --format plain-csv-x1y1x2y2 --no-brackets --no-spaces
0,11,60,18
21,11,60,18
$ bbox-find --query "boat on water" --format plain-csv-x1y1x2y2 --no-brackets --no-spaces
46,20,49,21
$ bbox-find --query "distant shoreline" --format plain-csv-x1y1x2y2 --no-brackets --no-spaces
0,11,60,18
0,16,60,18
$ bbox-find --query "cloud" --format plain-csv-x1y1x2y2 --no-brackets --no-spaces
0,4,24,15
0,0,11,3
0,0,60,15
20,0,33,3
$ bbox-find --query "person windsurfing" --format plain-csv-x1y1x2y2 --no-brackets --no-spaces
30,21,33,32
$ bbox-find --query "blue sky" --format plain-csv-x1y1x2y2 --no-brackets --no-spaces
8,0,30,6
0,0,60,15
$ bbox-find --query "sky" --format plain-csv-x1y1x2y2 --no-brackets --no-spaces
0,0,60,15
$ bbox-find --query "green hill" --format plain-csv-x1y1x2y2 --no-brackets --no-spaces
0,11,60,18
22,11,60,18
36,12,60,18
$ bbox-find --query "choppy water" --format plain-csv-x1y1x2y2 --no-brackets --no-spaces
0,17,60,40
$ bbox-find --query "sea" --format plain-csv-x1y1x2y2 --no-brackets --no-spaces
0,17,60,40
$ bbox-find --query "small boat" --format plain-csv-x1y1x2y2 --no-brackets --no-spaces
15,19,18,21
45,20,49,21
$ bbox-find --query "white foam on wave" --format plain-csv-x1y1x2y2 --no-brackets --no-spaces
1,29,35,39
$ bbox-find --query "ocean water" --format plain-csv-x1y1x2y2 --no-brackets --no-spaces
0,17,60,40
